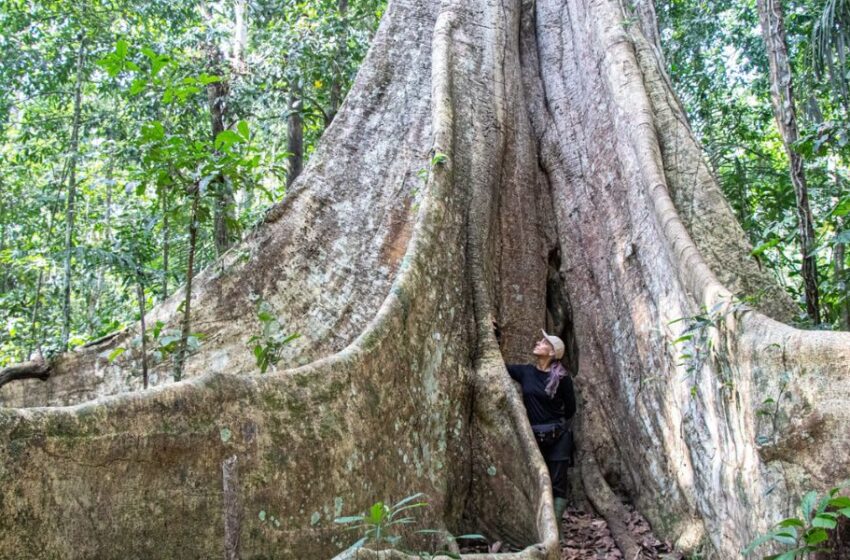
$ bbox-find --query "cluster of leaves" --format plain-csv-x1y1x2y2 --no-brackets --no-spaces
744,485,850,558
669,298,747,395
248,300,299,373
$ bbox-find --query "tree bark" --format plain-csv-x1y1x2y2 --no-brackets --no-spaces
88,162,113,333
836,237,849,330
328,0,349,126
161,191,170,301
172,184,200,382
207,44,238,257
286,85,303,188
756,0,822,323
0,1,848,560
231,0,248,74
136,278,149,390
60,38,87,350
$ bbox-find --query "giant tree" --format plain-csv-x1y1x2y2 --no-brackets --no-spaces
1,1,849,560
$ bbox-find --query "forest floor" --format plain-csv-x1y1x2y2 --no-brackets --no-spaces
459,505,682,559
556,506,681,560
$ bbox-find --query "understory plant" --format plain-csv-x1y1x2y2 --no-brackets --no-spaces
743,484,850,559
248,300,300,373
334,493,485,557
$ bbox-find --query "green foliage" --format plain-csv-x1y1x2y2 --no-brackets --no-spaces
248,300,300,373
657,0,850,329
333,493,485,556
669,298,746,394
743,484,850,558
0,0,385,366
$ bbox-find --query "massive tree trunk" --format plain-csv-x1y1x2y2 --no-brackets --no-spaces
1,1,849,559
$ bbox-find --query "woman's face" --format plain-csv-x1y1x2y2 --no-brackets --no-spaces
532,338,554,358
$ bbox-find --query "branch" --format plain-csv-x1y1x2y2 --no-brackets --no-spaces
300,93,331,126
0,357,51,389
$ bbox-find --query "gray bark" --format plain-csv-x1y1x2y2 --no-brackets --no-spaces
207,44,238,257
222,455,241,560
173,184,200,381
757,0,822,323
836,238,849,330
60,38,87,351
1,1,849,560
286,86,304,188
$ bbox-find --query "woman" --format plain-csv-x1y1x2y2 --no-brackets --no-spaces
506,330,576,534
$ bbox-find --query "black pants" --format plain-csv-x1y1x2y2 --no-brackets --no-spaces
535,426,573,499
544,457,570,499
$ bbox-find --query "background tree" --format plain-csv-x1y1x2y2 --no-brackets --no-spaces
756,0,821,323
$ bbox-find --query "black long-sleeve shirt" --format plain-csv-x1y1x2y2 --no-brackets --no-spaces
507,364,576,426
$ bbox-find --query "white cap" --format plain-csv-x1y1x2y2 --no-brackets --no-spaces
541,329,565,360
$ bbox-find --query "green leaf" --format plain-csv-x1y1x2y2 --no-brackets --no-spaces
215,130,243,150
776,518,805,528
804,527,829,545
766,552,803,560
115,39,129,59
257,311,274,323
751,237,780,257
141,121,165,142
333,516,363,524
279,332,300,344
258,510,266,521
107,347,126,362
742,533,774,555
367,502,387,524
812,513,838,529
771,529,798,545
391,492,427,511
832,197,850,217
237,120,250,140
802,491,818,523
198,73,221,85
129,78,147,95
431,152,448,166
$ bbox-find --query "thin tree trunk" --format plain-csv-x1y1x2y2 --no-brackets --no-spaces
26,270,44,360
0,197,7,294
328,0,349,126
61,38,87,350
757,0,821,323
231,0,247,74
286,85,303,188
161,191,169,301
207,44,237,257
836,231,849,330
136,277,149,389
88,162,113,333
173,184,200,381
